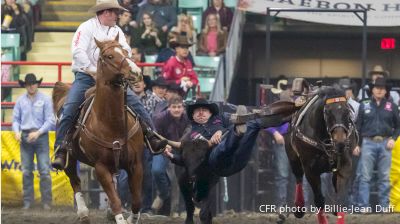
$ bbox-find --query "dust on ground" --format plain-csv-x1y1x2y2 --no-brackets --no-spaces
1,207,400,224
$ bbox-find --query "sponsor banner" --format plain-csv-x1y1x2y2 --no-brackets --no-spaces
1,131,73,206
238,0,400,26
390,138,400,212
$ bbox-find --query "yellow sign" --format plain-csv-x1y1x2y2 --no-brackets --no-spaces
390,138,400,212
1,131,73,206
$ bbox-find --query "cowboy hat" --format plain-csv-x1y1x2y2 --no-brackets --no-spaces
169,35,193,49
18,73,43,87
88,0,127,13
151,76,168,87
337,78,356,91
368,65,389,77
186,98,219,121
367,77,391,98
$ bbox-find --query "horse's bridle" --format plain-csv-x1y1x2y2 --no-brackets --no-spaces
98,44,142,87
323,97,354,139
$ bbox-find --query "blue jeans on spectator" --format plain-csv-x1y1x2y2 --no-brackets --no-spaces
273,142,290,207
117,169,131,208
142,149,153,212
55,72,153,148
152,154,170,201
21,132,52,206
358,138,391,208
209,120,261,177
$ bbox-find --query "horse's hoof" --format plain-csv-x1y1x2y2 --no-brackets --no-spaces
294,211,305,218
79,216,90,224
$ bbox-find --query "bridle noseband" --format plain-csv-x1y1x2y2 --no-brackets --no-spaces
98,44,141,87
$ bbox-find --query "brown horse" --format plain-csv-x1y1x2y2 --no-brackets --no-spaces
52,35,144,224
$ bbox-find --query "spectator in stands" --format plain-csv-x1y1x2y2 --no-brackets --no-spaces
119,0,141,20
197,13,228,56
1,0,25,30
357,65,399,105
162,35,199,93
12,73,55,210
131,47,153,84
153,82,185,116
151,76,168,102
354,77,400,210
202,0,233,31
152,95,190,215
133,12,165,55
169,13,197,56
156,34,196,71
337,78,359,120
52,0,167,170
132,78,162,115
136,0,177,38
117,10,135,46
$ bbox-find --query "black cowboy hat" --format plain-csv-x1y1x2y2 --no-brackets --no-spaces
368,65,389,77
367,77,391,98
151,76,168,87
337,78,357,91
186,98,219,120
169,35,193,49
18,73,43,87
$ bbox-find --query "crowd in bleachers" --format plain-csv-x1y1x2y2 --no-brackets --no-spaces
1,0,38,60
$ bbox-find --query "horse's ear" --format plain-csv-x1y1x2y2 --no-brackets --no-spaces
94,37,102,48
114,33,119,42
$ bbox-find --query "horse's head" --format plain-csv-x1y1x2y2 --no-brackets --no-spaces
94,34,142,87
323,95,352,148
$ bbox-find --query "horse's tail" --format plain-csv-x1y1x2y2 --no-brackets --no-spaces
52,81,70,114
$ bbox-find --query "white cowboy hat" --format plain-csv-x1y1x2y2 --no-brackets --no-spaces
88,0,127,13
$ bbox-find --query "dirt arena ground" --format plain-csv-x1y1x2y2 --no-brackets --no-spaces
2,207,400,224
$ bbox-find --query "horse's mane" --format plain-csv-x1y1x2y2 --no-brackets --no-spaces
52,81,70,114
317,86,345,100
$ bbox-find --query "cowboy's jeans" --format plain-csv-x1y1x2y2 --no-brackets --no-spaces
55,72,153,148
358,138,391,208
209,120,261,177
272,142,290,207
21,132,52,205
152,154,171,201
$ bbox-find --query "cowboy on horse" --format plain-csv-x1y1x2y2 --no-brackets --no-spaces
52,0,168,170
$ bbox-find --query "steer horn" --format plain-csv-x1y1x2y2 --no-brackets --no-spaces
153,132,182,149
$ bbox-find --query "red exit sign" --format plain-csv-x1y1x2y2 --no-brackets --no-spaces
381,38,396,50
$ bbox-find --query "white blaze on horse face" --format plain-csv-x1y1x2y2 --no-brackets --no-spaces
127,59,141,74
114,47,141,74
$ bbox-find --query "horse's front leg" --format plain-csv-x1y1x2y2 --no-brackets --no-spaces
305,170,328,224
94,163,125,224
333,159,352,224
127,160,143,224
65,158,90,223
285,139,305,218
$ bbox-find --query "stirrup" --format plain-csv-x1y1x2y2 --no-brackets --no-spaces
144,136,166,155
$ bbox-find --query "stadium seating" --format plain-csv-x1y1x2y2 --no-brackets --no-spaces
194,56,221,94
178,0,208,11
1,33,21,61
144,55,157,63
224,0,238,8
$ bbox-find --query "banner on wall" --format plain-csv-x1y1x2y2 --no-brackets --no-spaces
1,131,74,206
238,0,400,27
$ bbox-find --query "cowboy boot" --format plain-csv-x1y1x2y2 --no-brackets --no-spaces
52,142,67,170
139,119,168,154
